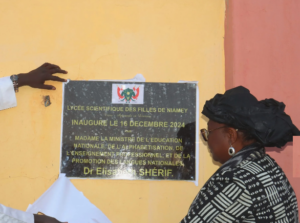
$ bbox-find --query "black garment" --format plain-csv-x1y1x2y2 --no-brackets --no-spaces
202,86,300,148
181,143,299,223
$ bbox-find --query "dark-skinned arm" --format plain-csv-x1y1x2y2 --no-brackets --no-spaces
17,62,68,90
34,214,68,223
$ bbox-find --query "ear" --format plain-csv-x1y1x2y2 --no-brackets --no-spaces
226,127,238,144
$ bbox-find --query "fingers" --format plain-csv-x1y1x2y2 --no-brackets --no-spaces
42,62,51,68
49,75,67,82
38,84,56,90
49,65,68,74
50,68,68,74
42,62,58,69
42,63,68,74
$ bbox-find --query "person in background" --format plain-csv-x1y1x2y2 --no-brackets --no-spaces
181,86,299,223
0,63,68,223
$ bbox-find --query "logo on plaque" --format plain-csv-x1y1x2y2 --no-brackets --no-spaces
112,84,144,104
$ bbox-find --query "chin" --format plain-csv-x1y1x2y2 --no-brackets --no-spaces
211,154,221,163
212,156,219,163
210,153,217,162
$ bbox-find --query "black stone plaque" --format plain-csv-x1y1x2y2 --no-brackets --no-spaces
60,81,197,181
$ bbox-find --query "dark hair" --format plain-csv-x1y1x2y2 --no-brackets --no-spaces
237,129,257,142
225,125,258,142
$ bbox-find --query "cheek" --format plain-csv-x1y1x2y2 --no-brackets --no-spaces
207,135,228,159
207,138,216,151
207,137,219,157
207,134,221,150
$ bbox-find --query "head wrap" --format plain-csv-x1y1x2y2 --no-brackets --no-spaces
202,86,300,148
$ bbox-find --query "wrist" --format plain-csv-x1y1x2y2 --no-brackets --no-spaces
10,74,20,92
34,214,42,223
18,73,28,87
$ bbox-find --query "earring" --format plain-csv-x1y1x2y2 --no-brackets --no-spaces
228,144,235,156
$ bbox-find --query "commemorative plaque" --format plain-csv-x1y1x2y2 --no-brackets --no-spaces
60,81,197,181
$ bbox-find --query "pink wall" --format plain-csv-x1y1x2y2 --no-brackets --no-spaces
225,0,300,204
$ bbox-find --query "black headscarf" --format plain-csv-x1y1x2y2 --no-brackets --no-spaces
202,86,300,148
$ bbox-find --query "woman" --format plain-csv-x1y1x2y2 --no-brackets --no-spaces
181,86,299,223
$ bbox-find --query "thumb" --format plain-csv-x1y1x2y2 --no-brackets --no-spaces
38,84,56,90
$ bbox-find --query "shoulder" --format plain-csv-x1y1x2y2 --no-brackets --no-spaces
212,150,269,191
204,148,285,195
